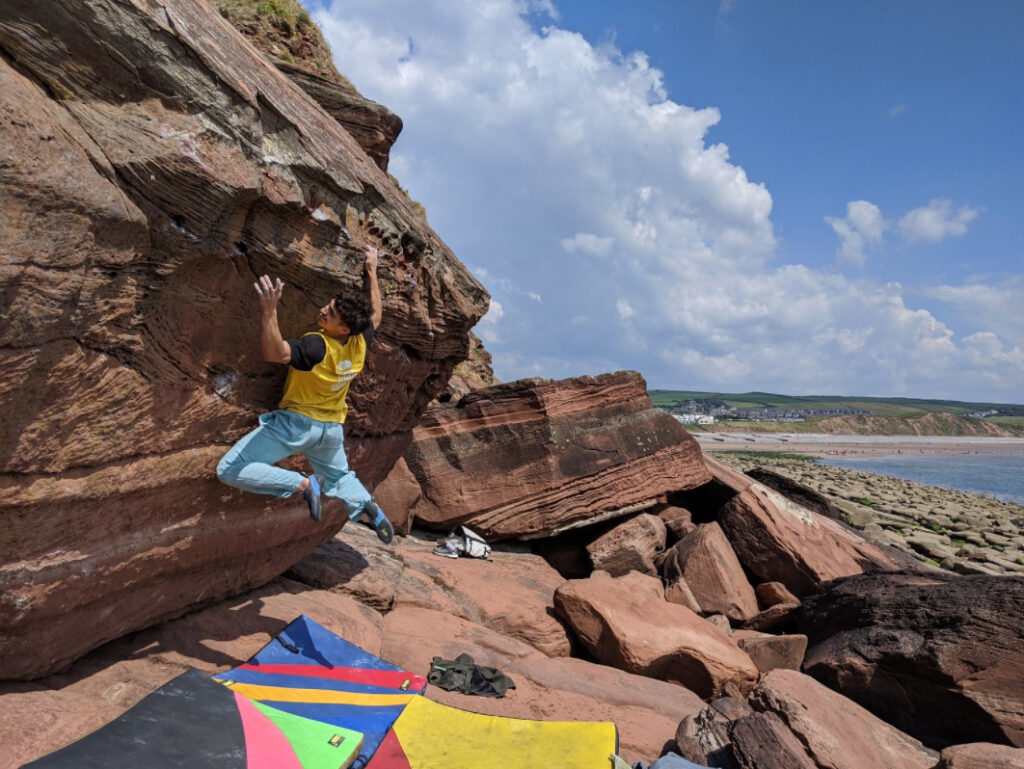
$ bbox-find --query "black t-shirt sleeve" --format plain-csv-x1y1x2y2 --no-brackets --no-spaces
362,325,375,348
287,334,327,371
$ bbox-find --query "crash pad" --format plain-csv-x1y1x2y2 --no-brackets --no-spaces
214,615,426,762
364,695,619,769
23,669,363,769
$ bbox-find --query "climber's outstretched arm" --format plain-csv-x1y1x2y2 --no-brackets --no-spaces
254,274,291,364
364,245,382,330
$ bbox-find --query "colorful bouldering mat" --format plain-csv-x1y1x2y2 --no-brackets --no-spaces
364,695,619,769
213,615,427,763
22,668,363,769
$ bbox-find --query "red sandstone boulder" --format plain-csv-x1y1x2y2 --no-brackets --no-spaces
749,669,939,769
400,372,712,539
755,581,799,608
797,572,1024,749
734,633,808,673
729,711,818,769
718,483,900,597
553,571,758,699
370,457,421,535
0,0,487,679
665,576,704,614
586,513,667,576
662,523,759,622
937,743,1024,769
659,505,697,542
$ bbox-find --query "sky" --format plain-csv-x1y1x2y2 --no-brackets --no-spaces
311,0,1024,403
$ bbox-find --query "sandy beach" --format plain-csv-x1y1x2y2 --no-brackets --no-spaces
694,432,1024,457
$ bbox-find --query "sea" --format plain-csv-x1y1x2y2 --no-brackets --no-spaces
817,453,1024,504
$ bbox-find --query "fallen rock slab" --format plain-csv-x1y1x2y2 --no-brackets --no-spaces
735,634,807,673
662,523,759,622
750,669,939,769
554,571,758,699
729,711,818,769
587,513,667,576
797,572,1024,749
401,372,711,539
718,483,901,597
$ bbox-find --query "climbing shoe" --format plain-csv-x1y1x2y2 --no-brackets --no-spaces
302,473,324,521
363,499,394,544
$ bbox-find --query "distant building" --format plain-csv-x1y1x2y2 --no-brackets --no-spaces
674,414,715,425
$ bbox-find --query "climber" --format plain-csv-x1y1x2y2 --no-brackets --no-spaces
215,243,394,544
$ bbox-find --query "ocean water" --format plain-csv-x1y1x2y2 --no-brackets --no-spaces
817,453,1024,504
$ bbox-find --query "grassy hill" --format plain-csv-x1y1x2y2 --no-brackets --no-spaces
649,390,1024,419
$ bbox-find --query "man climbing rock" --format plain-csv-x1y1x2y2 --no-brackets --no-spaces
216,244,394,543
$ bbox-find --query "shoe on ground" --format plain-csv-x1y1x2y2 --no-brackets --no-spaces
363,499,394,544
302,473,324,521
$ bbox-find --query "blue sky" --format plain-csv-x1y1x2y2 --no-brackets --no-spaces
313,0,1023,402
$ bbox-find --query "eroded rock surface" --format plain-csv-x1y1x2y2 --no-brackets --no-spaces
798,572,1024,749
0,0,487,679
749,669,939,769
401,371,711,539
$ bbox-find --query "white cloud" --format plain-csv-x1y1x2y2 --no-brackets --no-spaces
318,0,1024,401
924,277,1024,344
888,103,907,118
477,298,503,344
825,200,887,266
561,232,613,255
899,198,979,244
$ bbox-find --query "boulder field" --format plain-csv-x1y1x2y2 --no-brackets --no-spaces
3,1,1023,768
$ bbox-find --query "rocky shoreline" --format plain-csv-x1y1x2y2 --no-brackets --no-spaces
712,450,1024,576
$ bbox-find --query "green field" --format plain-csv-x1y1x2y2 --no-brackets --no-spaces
648,390,1024,418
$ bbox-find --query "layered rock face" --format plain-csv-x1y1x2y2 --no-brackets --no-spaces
0,0,487,679
397,371,711,539
797,572,1024,749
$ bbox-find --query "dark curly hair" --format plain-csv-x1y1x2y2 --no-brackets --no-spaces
333,293,372,335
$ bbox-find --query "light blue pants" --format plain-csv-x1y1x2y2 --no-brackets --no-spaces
216,410,372,520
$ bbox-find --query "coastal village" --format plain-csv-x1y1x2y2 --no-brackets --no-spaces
1,2,1023,769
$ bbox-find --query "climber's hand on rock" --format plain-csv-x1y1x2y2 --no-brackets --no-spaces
254,274,284,314
363,245,378,273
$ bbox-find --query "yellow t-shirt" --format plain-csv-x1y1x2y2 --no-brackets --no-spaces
278,330,369,423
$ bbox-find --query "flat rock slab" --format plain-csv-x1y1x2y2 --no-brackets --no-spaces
554,571,757,699
797,572,1024,749
391,539,574,657
401,372,711,539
